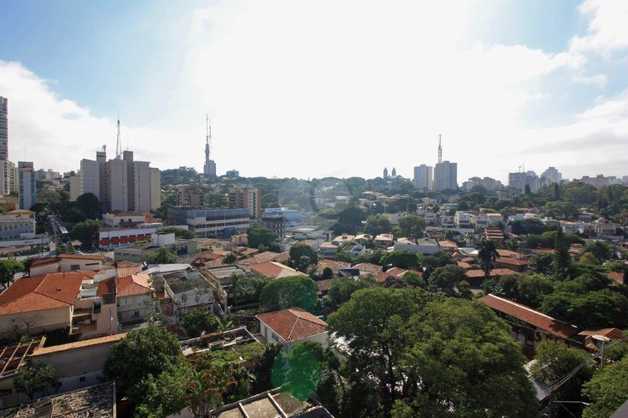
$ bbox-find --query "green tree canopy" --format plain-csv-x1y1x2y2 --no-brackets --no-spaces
288,244,318,272
380,251,419,269
104,326,184,408
0,258,25,289
14,361,59,400
397,214,425,239
75,192,101,220
260,276,318,312
247,224,278,250
271,341,325,401
582,356,628,418
181,309,220,338
146,247,177,264
393,298,538,418
365,214,393,236
70,219,100,250
326,277,373,311
427,265,468,297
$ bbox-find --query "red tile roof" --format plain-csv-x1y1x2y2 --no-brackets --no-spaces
0,272,93,315
256,308,327,342
479,294,579,339
495,257,528,267
376,267,409,283
248,262,306,279
116,273,151,297
496,249,521,258
316,259,351,274
465,268,518,279
608,272,625,286
578,328,625,340
58,254,105,261
352,263,382,275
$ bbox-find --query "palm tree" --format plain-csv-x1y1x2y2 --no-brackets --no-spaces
478,239,498,280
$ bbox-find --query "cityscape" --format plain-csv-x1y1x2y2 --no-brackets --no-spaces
1,2,628,418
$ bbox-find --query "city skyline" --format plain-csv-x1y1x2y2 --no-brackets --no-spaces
1,1,628,181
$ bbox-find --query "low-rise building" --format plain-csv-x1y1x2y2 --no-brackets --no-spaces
98,225,158,249
248,261,307,280
256,308,328,347
116,272,154,325
374,233,394,247
159,269,215,319
167,207,251,238
29,254,106,276
0,272,118,340
0,210,35,241
454,211,474,229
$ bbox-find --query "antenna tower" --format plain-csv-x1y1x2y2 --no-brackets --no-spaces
115,120,121,158
437,134,443,163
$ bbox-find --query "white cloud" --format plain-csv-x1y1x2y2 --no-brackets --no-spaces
570,0,628,53
1,0,628,182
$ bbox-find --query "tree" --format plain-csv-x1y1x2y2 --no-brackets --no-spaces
531,340,591,405
231,275,267,306
553,229,571,279
586,241,613,262
380,252,419,269
332,206,366,235
365,214,392,236
478,239,498,279
0,258,24,289
541,289,628,329
247,224,278,249
289,244,318,273
14,361,59,400
159,227,194,239
321,267,333,280
146,247,177,264
392,298,538,418
427,265,467,297
75,192,101,219
582,356,628,418
104,326,184,408
397,214,424,239
327,278,372,311
260,276,318,312
181,309,220,338
70,219,100,250
223,253,237,264
138,353,243,418
272,341,325,400
530,253,554,274
328,288,429,417
515,273,554,308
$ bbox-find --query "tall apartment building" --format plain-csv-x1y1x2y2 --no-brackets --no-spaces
72,149,160,213
175,185,203,208
509,171,540,193
228,187,261,218
413,165,433,191
0,160,17,195
18,161,37,210
540,167,562,186
433,161,458,191
0,97,8,161
150,168,161,211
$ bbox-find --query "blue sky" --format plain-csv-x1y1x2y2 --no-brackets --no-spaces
1,0,628,181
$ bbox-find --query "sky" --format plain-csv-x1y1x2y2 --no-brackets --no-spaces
1,0,628,183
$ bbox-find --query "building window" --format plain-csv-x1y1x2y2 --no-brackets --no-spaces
93,302,101,314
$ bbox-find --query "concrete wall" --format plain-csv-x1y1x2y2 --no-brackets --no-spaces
0,307,71,337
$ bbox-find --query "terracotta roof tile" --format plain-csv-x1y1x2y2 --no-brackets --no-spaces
116,273,151,297
248,262,306,279
0,272,92,315
480,294,579,339
465,268,518,279
256,308,327,342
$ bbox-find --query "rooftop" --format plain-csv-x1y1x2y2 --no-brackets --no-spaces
0,339,43,379
248,262,307,280
211,388,333,418
9,382,115,418
256,308,327,342
480,294,579,340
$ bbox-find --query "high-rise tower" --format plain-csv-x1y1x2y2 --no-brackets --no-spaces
437,134,442,164
203,115,217,178
0,97,8,161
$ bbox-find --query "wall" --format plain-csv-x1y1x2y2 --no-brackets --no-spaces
0,307,70,337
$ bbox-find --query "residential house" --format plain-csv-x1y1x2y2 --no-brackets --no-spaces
256,308,328,347
29,254,105,276
116,272,154,325
0,272,117,340
248,262,307,280
159,269,215,320
480,294,579,352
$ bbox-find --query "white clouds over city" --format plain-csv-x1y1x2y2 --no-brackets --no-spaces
1,0,628,181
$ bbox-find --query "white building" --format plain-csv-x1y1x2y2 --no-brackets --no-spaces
509,171,540,193
541,167,562,186
0,160,17,196
454,211,474,228
0,210,35,241
256,308,328,347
